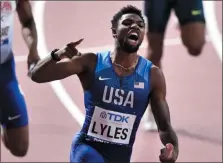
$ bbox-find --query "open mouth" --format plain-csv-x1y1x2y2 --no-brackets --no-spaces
128,33,138,41
127,32,139,45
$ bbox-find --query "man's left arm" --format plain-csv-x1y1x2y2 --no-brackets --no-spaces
16,0,40,68
150,66,179,163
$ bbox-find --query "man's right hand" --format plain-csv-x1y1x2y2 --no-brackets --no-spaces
55,38,84,60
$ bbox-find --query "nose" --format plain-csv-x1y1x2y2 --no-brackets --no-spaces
130,23,138,29
130,22,141,32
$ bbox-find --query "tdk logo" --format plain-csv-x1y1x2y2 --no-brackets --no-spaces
100,112,129,123
100,111,107,119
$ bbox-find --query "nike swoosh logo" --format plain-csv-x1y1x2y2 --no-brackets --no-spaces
191,10,201,16
99,76,111,80
8,115,21,121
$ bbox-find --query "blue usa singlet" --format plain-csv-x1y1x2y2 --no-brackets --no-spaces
77,51,153,162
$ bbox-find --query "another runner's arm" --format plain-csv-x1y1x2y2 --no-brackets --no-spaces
16,0,38,55
30,51,96,83
150,66,179,158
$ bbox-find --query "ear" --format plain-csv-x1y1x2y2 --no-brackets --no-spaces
111,27,117,38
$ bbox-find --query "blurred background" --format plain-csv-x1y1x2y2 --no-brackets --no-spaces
1,1,222,162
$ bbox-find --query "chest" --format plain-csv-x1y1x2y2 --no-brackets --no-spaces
92,69,150,112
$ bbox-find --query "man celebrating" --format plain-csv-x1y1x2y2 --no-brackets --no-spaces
30,5,178,163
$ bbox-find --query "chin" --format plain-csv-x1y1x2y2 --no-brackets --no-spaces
123,42,141,53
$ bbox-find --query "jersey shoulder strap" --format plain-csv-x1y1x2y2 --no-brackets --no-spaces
95,50,111,73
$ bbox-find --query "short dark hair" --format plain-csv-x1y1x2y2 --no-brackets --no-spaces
111,5,145,29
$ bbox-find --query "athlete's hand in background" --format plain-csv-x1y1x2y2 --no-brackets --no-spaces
159,143,178,163
27,48,40,78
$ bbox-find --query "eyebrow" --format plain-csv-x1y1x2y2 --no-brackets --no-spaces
123,18,143,23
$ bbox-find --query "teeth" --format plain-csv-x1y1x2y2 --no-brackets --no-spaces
130,32,138,36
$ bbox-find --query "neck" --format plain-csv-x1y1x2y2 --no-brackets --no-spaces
111,46,138,68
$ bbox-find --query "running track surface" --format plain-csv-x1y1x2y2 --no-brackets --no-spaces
1,1,222,162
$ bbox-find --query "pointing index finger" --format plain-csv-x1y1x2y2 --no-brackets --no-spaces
67,38,84,47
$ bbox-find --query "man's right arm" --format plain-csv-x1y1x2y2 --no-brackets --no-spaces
30,52,96,83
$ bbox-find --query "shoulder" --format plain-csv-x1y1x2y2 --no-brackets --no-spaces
150,65,166,90
76,52,98,90
79,50,111,72
81,52,97,60
151,65,163,77
138,56,153,73
78,52,98,72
